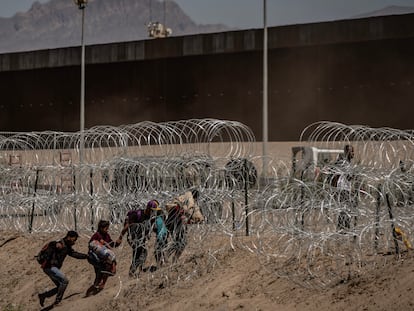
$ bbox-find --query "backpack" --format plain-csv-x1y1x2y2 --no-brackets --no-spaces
89,240,116,263
35,241,55,268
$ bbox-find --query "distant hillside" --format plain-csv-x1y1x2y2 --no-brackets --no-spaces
0,0,231,54
352,5,414,19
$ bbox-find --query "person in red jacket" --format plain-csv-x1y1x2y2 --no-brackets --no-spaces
86,220,122,296
38,230,87,307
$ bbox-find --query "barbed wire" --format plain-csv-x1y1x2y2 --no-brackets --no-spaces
2,120,414,290
246,121,414,288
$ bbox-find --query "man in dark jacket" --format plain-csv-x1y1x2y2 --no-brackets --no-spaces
38,230,88,307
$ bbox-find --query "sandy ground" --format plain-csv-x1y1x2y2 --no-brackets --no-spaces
1,228,414,311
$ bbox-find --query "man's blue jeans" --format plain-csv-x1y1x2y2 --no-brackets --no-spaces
42,266,69,303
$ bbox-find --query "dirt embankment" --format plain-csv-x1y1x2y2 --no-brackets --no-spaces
1,230,414,311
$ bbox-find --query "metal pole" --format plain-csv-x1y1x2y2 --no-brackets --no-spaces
262,0,268,180
90,169,94,231
386,193,400,256
73,168,77,231
80,6,86,165
29,169,40,233
374,184,381,252
244,159,249,236
231,197,236,231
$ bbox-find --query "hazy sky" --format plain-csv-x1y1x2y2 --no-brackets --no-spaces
1,0,414,28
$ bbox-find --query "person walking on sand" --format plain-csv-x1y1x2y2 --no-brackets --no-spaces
37,230,88,307
165,201,188,263
165,189,204,263
118,202,153,277
86,220,122,296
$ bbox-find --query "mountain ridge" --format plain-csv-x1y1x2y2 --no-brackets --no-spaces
0,0,231,54
352,5,414,19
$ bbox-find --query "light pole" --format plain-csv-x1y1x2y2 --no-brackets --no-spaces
74,0,87,165
74,0,87,231
262,0,268,180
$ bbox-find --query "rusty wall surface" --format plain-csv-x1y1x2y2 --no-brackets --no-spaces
1,14,414,140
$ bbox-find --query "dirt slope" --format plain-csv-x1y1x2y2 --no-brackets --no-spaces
1,230,413,311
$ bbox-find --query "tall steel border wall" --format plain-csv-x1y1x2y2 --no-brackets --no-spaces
1,13,414,140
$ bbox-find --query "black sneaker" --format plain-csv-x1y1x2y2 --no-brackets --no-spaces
85,285,100,297
38,293,46,307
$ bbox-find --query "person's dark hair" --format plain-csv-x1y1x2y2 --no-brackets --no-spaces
98,220,110,231
66,230,79,238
